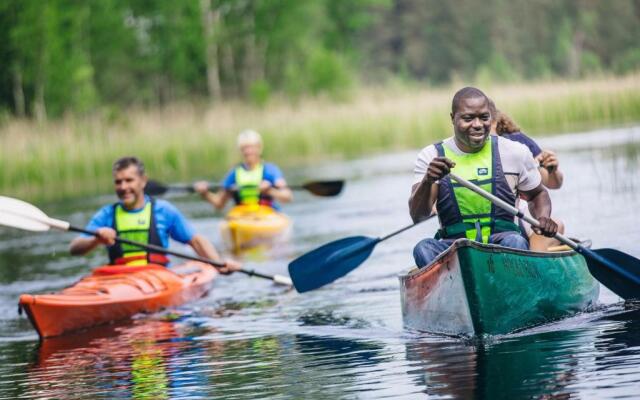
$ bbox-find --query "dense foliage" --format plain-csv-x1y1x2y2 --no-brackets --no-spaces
1,0,639,119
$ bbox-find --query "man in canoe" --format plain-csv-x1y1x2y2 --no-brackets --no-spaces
409,87,558,268
194,129,293,210
488,100,566,251
69,156,240,273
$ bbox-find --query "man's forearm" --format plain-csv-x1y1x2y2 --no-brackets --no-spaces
409,180,437,222
527,188,552,220
69,237,100,256
189,234,221,261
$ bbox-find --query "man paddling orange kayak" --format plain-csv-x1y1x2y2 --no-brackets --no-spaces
69,156,240,273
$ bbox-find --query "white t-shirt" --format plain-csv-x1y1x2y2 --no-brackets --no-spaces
413,136,542,196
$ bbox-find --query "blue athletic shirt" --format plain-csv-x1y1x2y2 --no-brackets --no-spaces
81,195,195,248
501,132,542,158
222,162,285,210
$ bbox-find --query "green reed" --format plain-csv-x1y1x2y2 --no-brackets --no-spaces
2,75,639,202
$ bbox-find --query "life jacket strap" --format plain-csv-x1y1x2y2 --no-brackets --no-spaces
435,219,521,241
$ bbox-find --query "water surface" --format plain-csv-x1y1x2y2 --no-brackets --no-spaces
1,126,639,399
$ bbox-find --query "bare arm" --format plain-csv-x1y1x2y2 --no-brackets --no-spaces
520,184,558,237
189,233,221,260
409,157,454,223
537,150,563,189
264,178,293,204
194,181,231,211
69,227,116,255
409,181,438,222
188,234,241,274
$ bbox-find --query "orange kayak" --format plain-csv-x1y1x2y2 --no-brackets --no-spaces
19,262,218,338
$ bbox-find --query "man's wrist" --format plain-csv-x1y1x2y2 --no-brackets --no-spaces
423,176,436,186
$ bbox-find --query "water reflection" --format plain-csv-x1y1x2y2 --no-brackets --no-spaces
28,318,204,399
19,314,391,399
405,327,608,399
1,126,640,398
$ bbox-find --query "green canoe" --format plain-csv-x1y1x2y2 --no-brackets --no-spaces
399,240,600,336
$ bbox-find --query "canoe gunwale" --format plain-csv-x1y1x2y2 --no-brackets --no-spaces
399,239,583,283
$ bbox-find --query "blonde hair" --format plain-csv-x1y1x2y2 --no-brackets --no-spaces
237,129,263,148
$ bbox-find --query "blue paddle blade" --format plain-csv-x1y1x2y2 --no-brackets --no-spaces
576,247,640,300
288,236,380,293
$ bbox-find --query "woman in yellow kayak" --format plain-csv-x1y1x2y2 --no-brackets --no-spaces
194,129,293,210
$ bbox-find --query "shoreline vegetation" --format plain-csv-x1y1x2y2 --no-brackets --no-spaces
2,74,640,202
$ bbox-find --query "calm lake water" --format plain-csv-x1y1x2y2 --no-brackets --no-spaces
1,126,639,399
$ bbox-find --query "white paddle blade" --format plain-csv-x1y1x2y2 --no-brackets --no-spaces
273,274,293,287
0,196,54,232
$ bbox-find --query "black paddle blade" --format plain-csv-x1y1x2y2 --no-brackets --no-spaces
301,180,344,197
288,236,380,293
145,180,169,196
577,247,640,300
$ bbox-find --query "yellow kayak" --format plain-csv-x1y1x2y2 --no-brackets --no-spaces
220,204,291,251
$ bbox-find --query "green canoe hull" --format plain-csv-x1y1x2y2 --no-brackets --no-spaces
399,240,600,336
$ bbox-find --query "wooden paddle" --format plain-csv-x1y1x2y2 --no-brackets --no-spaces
145,179,344,197
0,196,293,286
288,216,436,293
449,172,640,300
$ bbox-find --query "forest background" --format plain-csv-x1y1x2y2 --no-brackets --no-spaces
1,0,640,200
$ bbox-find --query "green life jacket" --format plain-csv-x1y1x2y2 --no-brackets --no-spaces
434,136,520,243
107,199,168,266
234,163,265,205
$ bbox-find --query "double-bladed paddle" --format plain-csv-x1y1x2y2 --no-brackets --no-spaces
0,196,293,286
288,216,435,293
145,179,344,197
449,172,640,300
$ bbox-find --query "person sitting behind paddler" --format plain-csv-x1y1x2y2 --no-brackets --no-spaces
409,87,558,268
487,99,564,189
69,156,240,273
194,129,293,210
487,100,566,251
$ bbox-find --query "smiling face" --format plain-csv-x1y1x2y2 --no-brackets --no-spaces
451,96,492,153
113,165,147,210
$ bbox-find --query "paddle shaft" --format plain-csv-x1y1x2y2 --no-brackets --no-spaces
448,173,578,246
157,183,323,192
449,172,640,285
0,196,292,284
27,213,284,282
329,216,437,263
379,215,436,242
66,225,281,280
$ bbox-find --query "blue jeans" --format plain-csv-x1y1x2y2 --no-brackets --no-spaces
413,231,529,268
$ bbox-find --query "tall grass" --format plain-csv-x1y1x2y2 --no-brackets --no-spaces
2,74,640,202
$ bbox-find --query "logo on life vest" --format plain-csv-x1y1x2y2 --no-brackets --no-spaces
138,218,146,225
477,167,489,176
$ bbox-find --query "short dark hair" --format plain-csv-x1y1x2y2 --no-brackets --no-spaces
452,87,488,114
112,156,145,176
